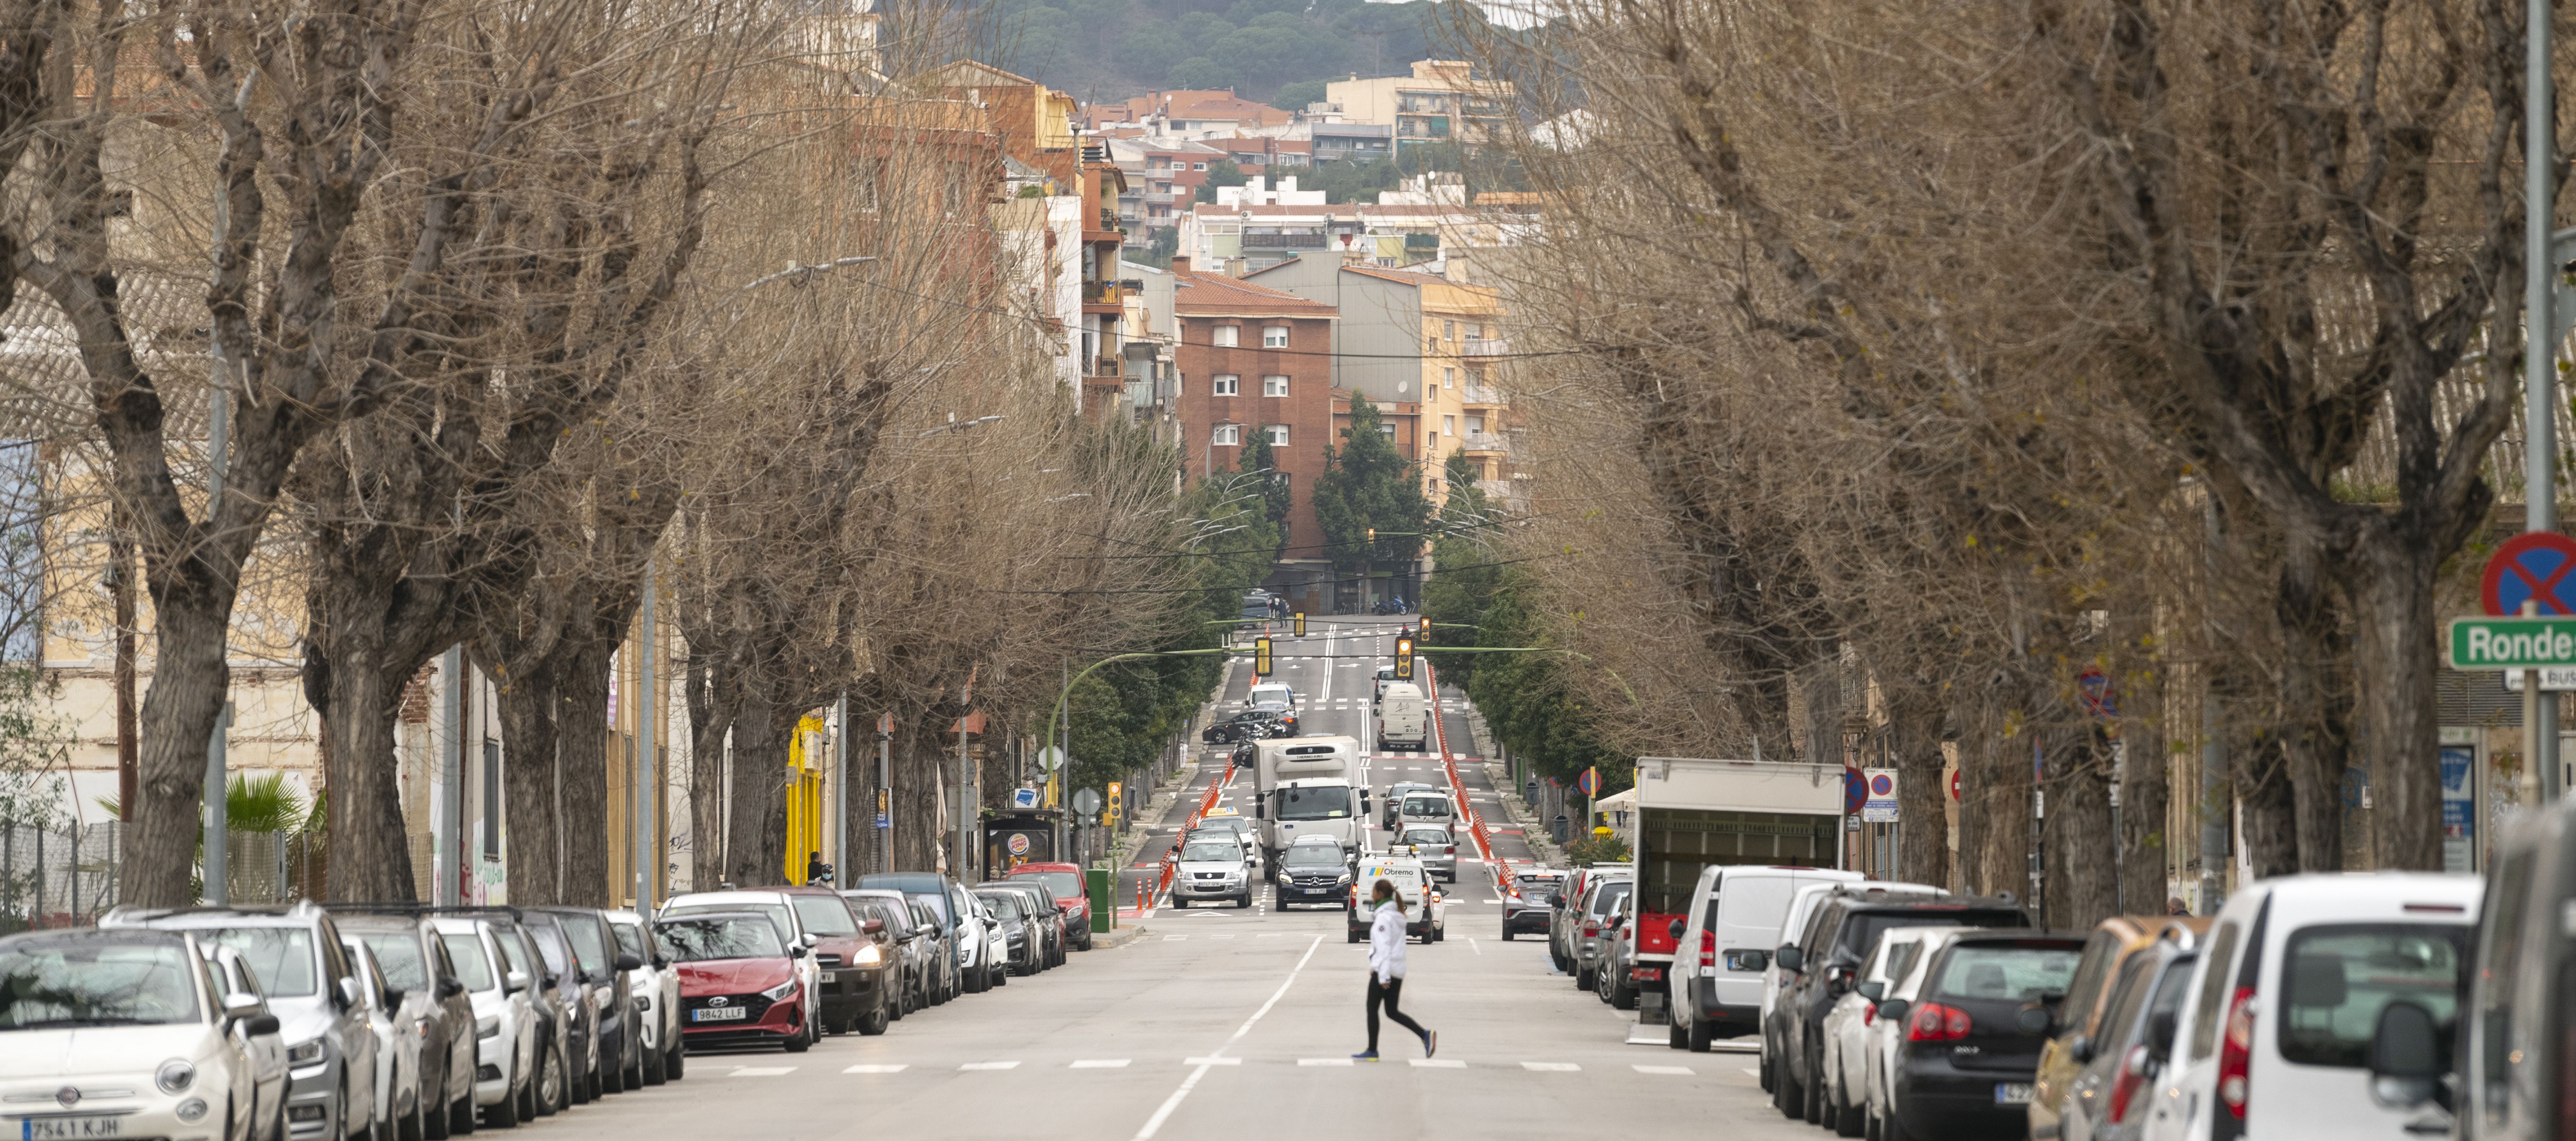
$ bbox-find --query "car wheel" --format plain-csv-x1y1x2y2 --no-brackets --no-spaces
1501,929,1512,941
1574,967,1595,990
1612,977,1637,1011
1347,929,1362,943
1864,1102,1882,1141
1688,1017,1714,1052
1774,1055,1803,1118
1669,1019,1688,1050
783,1019,812,1054
533,1043,562,1117
1802,1046,1825,1125
584,1062,602,1104
860,994,892,1036
1758,1052,1773,1093
484,1072,519,1130
642,1040,667,1086
514,1066,537,1122
1236,893,1251,909
424,1080,449,1141
448,1091,475,1137
665,1042,685,1082
1835,1086,1865,1139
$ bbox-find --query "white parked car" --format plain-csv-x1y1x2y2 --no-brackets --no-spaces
199,945,291,1141
0,928,268,1141
1668,864,1860,1051
342,940,420,1141
606,910,682,1083
2136,872,2481,1141
1820,925,1951,1133
431,913,544,1127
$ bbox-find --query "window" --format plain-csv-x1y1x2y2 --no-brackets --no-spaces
1194,162,1207,171
1263,375,1288,397
2189,922,2242,1062
1214,374,1239,396
1212,424,1240,446
2279,923,2468,1068
1264,424,1289,446
1443,320,1456,340
1214,326,1239,347
1379,424,1396,437
1443,415,1456,435
1263,325,1289,348
1467,415,1484,433
1443,367,1455,388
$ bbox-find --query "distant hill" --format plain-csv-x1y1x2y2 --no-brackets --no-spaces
976,0,1504,107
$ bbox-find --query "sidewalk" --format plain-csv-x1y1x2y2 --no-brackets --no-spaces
1464,701,1568,868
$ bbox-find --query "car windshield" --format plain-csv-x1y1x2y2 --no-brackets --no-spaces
656,918,785,962
558,916,612,971
440,934,495,992
194,927,318,997
1275,786,1348,821
0,940,199,1028
1012,872,1081,898
1285,846,1344,868
1588,882,1633,917
1199,818,1249,836
491,928,534,979
666,903,796,942
1402,796,1450,817
790,897,860,936
907,893,953,926
976,893,1022,918
529,926,571,975
610,922,648,961
357,933,431,991
1934,943,2086,1002
1181,842,1241,863
1402,829,1450,846
2278,923,2467,1069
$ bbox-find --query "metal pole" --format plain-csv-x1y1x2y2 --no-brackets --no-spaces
436,645,463,905
957,716,971,882
2528,0,2560,801
2199,491,2228,915
877,714,891,874
636,575,656,907
203,362,230,907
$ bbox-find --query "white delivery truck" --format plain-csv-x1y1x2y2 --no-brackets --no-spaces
1617,756,1844,1028
1376,682,1429,751
1246,736,1367,871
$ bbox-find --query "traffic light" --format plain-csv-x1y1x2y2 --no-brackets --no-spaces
1106,781,1124,824
1366,527,1376,543
1254,636,1273,677
1395,636,1414,680
1293,612,1305,637
1418,619,1432,644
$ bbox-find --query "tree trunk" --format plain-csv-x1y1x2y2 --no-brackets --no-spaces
686,651,736,892
1977,725,2034,905
123,586,233,906
1886,682,1948,888
2350,542,2444,871
555,638,617,906
491,667,563,905
316,607,415,902
2118,667,2170,916
724,687,788,885
2276,544,2350,873
1798,654,1843,768
2238,737,2299,881
2053,726,2118,927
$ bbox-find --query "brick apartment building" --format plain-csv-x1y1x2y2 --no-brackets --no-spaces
1173,258,1339,613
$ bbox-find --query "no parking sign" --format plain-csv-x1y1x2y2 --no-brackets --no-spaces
1862,768,1899,823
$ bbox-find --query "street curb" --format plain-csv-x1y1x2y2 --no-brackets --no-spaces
1089,924,1151,950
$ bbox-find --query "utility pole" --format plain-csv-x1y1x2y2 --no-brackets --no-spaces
877,712,892,874
436,645,463,905
956,713,972,882
203,350,230,907
2199,490,2228,914
2526,0,2560,801
636,575,657,907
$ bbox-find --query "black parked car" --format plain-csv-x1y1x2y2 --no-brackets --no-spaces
528,908,646,1092
1871,932,2088,1140
857,873,969,1004
1769,889,2031,1127
1201,708,1290,744
981,881,1066,969
517,910,605,1104
970,887,1040,976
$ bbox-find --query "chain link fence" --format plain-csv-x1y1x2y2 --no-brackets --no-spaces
0,823,329,932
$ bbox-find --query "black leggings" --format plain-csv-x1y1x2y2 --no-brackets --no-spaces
1366,975,1427,1052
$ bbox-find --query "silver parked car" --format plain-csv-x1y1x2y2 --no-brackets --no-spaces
337,911,479,1134
343,940,427,1141
200,943,291,1141
606,910,683,1083
432,913,547,1126
101,902,381,1141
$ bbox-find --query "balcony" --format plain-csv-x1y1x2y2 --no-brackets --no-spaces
1242,231,1328,250
1083,281,1126,311
1461,337,1506,357
1089,356,1123,379
1462,384,1503,406
1463,431,1508,454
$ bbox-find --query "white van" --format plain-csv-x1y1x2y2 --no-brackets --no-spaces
1377,682,1429,751
1666,866,1860,1050
2137,872,2481,1141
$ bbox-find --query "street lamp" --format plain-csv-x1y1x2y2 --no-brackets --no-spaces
919,413,1006,438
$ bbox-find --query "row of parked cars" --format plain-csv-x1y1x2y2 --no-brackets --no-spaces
0,863,1100,1141
1520,835,2544,1141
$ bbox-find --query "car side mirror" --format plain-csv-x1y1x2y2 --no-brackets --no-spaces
1874,999,1909,1027
222,993,265,1022
1665,918,1689,940
436,977,466,1000
801,933,821,948
337,977,363,1010
790,944,809,959
245,1013,281,1037
1775,945,1804,973
2068,1034,2095,1064
862,918,884,934
615,953,644,972
505,972,531,995
2365,1000,2445,1110
1858,982,1885,1002
2018,1007,2055,1034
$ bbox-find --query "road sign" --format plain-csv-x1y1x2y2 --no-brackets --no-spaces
1011,787,1040,809
2483,532,2576,615
1036,746,1064,773
1863,769,1899,822
1293,612,1306,637
1072,787,1102,815
1395,637,1414,679
2078,670,2117,719
1843,768,1866,814
2507,667,2576,691
1575,766,1599,796
1950,769,1962,802
2449,616,2576,670
1254,636,1273,677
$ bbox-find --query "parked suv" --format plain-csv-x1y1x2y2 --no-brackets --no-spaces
1769,889,2029,1126
842,889,933,1013
1550,864,1633,974
2138,872,2479,1141
100,902,380,1141
1667,865,1859,1050
428,912,547,1125
515,909,603,1104
777,887,892,1034
1005,863,1095,951
857,873,973,1002
606,909,688,1074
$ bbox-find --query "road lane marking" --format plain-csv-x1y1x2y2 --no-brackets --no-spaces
1299,1058,1353,1067
1468,938,1482,954
1410,1059,1466,1069
1522,1062,1580,1072
842,1064,907,1074
728,1067,796,1077
960,1061,1021,1071
1070,1059,1131,1069
1134,934,1325,1141
1184,1057,1243,1066
1632,1065,1694,1075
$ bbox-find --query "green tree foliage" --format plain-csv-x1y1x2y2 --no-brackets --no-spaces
0,666,68,831
1458,579,1626,793
1130,226,1182,271
1310,395,1429,578
1192,158,1249,203
983,0,1510,105
1234,431,1293,538
1271,79,1327,111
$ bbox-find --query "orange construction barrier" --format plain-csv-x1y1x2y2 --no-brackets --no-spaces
1423,661,1513,895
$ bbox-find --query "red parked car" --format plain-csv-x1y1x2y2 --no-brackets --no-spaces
1007,863,1094,951
654,911,814,1052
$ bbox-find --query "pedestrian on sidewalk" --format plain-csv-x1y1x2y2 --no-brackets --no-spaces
1355,878,1435,1061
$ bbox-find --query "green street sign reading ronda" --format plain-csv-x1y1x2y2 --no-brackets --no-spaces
2450,617,2576,670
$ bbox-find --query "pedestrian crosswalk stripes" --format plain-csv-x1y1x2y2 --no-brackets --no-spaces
798,1058,1665,1073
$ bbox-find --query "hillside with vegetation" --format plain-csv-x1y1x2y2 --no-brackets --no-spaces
977,0,1504,105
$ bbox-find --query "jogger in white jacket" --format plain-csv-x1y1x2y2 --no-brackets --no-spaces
1356,878,1435,1060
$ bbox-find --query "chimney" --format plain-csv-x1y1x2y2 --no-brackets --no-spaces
1172,256,1191,272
